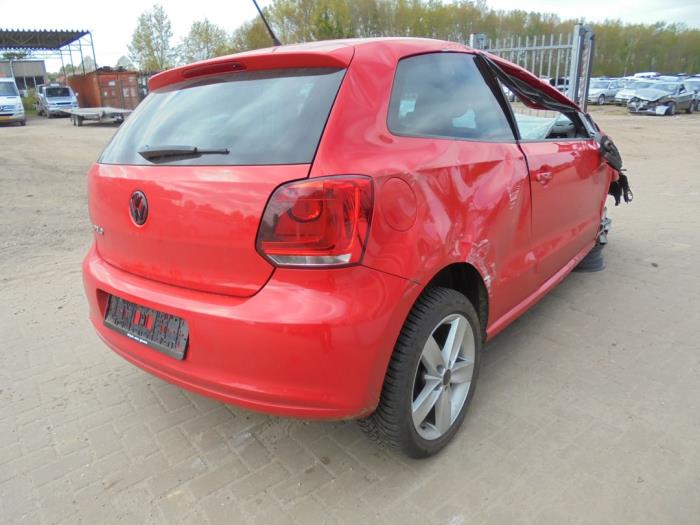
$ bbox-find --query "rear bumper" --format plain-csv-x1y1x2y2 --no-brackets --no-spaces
83,245,419,419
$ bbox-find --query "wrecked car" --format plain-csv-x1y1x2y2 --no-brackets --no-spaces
627,81,695,115
614,78,654,106
82,38,628,458
684,77,700,111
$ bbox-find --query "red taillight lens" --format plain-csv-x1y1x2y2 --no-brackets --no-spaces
256,176,373,267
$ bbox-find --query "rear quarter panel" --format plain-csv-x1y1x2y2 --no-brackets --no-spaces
312,42,535,329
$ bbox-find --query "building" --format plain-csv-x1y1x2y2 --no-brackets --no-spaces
0,59,47,93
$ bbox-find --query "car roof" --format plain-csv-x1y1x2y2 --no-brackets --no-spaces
220,37,466,55
149,38,467,90
149,37,577,110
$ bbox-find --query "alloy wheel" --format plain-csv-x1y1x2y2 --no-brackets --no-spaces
411,313,475,440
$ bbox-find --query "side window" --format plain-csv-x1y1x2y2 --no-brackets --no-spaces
388,53,514,141
499,80,590,141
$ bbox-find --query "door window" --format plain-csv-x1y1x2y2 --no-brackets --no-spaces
388,53,514,142
499,80,590,141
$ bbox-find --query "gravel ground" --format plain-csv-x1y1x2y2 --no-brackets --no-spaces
0,108,699,524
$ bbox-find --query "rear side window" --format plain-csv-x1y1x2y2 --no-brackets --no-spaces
100,68,345,166
388,53,513,141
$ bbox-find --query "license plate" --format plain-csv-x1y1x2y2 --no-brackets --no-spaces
104,295,189,360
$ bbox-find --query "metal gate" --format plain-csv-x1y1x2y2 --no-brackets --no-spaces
470,24,595,111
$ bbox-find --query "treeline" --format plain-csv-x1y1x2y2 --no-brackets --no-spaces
232,0,700,76
128,1,700,76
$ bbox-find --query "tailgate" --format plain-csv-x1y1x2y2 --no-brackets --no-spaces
88,163,309,297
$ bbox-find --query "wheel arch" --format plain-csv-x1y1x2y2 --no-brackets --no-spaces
424,263,489,340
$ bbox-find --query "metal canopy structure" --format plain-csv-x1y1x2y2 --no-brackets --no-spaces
0,29,89,50
0,28,97,76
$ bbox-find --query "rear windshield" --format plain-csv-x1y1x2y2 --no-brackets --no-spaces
100,68,345,166
46,87,71,97
0,82,19,97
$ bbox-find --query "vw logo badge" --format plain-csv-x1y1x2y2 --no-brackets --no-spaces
129,190,148,226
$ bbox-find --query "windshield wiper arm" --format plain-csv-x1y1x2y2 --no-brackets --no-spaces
138,145,230,161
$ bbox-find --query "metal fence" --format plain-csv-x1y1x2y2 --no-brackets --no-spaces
470,24,595,111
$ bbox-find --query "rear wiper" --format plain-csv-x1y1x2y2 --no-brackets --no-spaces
138,145,230,162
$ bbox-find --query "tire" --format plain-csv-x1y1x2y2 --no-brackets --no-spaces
685,103,693,114
666,102,676,116
598,95,605,105
358,286,481,458
19,120,26,126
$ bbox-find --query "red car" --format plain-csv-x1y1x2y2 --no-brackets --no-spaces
83,38,619,457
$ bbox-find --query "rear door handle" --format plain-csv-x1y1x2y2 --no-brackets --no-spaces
535,172,553,185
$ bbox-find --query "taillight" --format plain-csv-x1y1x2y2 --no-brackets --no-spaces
256,176,373,267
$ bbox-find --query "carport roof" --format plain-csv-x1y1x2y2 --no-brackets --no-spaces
0,29,90,51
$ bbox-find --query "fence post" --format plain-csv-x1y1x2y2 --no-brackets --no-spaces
579,30,595,111
567,24,584,101
469,33,487,50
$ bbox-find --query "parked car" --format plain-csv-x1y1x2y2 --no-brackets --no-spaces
548,76,569,93
614,79,655,105
633,71,659,79
35,83,79,117
656,75,686,82
82,38,620,457
628,81,695,115
685,77,700,110
0,77,26,126
587,78,622,104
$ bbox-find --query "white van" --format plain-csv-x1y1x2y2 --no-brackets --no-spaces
0,77,26,126
36,83,79,117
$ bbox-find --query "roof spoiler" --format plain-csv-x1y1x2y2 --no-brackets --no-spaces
148,47,354,91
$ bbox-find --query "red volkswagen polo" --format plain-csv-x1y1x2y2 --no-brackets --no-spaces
83,38,621,457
